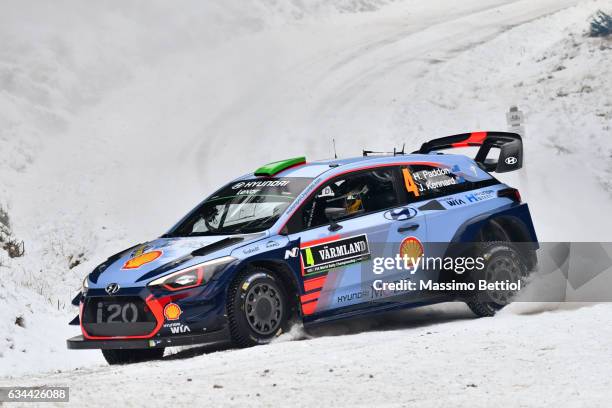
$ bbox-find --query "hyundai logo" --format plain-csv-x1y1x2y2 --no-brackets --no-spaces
105,283,120,295
505,156,518,165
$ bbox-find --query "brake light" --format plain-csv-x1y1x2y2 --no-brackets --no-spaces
497,188,521,202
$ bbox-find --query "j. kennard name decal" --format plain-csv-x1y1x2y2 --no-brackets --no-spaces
301,234,370,275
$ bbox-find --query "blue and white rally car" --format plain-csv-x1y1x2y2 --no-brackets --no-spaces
68,131,538,364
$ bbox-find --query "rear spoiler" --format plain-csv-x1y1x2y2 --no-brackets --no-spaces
414,131,523,173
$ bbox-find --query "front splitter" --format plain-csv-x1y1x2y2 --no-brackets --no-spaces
67,327,230,350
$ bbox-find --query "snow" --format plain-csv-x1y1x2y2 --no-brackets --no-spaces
1,0,611,405
2,303,611,407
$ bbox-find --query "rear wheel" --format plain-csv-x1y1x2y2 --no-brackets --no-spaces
465,241,528,317
227,267,289,347
101,348,165,365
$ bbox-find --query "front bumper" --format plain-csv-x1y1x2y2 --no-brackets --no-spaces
72,281,229,348
67,326,230,350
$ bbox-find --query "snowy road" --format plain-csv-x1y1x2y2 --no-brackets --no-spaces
2,303,611,407
2,0,612,406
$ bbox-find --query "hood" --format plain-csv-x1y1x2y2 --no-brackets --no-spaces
89,234,262,288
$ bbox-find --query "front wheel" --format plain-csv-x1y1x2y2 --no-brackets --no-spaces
227,267,289,347
101,348,165,365
465,241,528,317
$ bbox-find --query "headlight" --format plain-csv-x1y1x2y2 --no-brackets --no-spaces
148,256,236,291
82,275,89,291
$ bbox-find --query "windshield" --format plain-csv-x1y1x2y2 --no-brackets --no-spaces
168,177,313,236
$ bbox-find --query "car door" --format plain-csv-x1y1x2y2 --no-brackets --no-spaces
368,166,430,305
390,161,497,290
285,167,406,317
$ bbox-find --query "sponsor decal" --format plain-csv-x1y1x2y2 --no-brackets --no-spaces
505,156,518,165
232,180,290,189
105,283,120,295
399,237,424,267
300,234,371,275
163,322,191,334
266,240,280,248
284,247,299,259
445,198,466,207
122,250,163,270
243,246,260,255
337,290,369,304
285,176,321,214
443,190,494,207
236,189,261,195
464,190,495,203
384,207,417,221
131,244,151,257
163,303,182,321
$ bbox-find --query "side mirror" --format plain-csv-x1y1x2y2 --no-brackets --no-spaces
324,207,346,231
325,207,347,221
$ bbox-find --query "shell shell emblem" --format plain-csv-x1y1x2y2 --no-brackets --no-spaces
122,250,163,270
163,303,182,321
399,237,424,266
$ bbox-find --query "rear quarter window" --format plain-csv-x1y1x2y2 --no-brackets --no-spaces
402,163,497,202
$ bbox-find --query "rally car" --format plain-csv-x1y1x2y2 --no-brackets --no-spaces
67,131,538,364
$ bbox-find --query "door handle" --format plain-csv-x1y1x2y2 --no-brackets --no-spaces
398,223,419,233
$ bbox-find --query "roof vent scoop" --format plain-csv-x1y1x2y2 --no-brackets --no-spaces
254,157,306,177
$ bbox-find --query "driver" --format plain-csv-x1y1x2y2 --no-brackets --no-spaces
345,185,368,215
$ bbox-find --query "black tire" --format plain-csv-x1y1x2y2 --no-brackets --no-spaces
465,241,528,317
101,348,165,365
227,267,289,348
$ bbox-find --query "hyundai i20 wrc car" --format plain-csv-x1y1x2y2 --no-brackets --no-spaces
67,131,538,365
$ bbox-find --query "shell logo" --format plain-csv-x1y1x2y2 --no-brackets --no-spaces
163,303,182,321
122,250,163,270
399,237,424,266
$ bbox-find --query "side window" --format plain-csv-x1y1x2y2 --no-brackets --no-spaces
401,164,494,202
298,168,399,231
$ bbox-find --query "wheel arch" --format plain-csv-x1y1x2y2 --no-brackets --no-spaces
229,259,302,322
449,204,538,270
478,216,537,269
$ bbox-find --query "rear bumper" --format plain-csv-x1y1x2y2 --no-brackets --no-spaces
67,326,230,350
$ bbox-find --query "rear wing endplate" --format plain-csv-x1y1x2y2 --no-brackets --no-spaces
414,131,523,173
